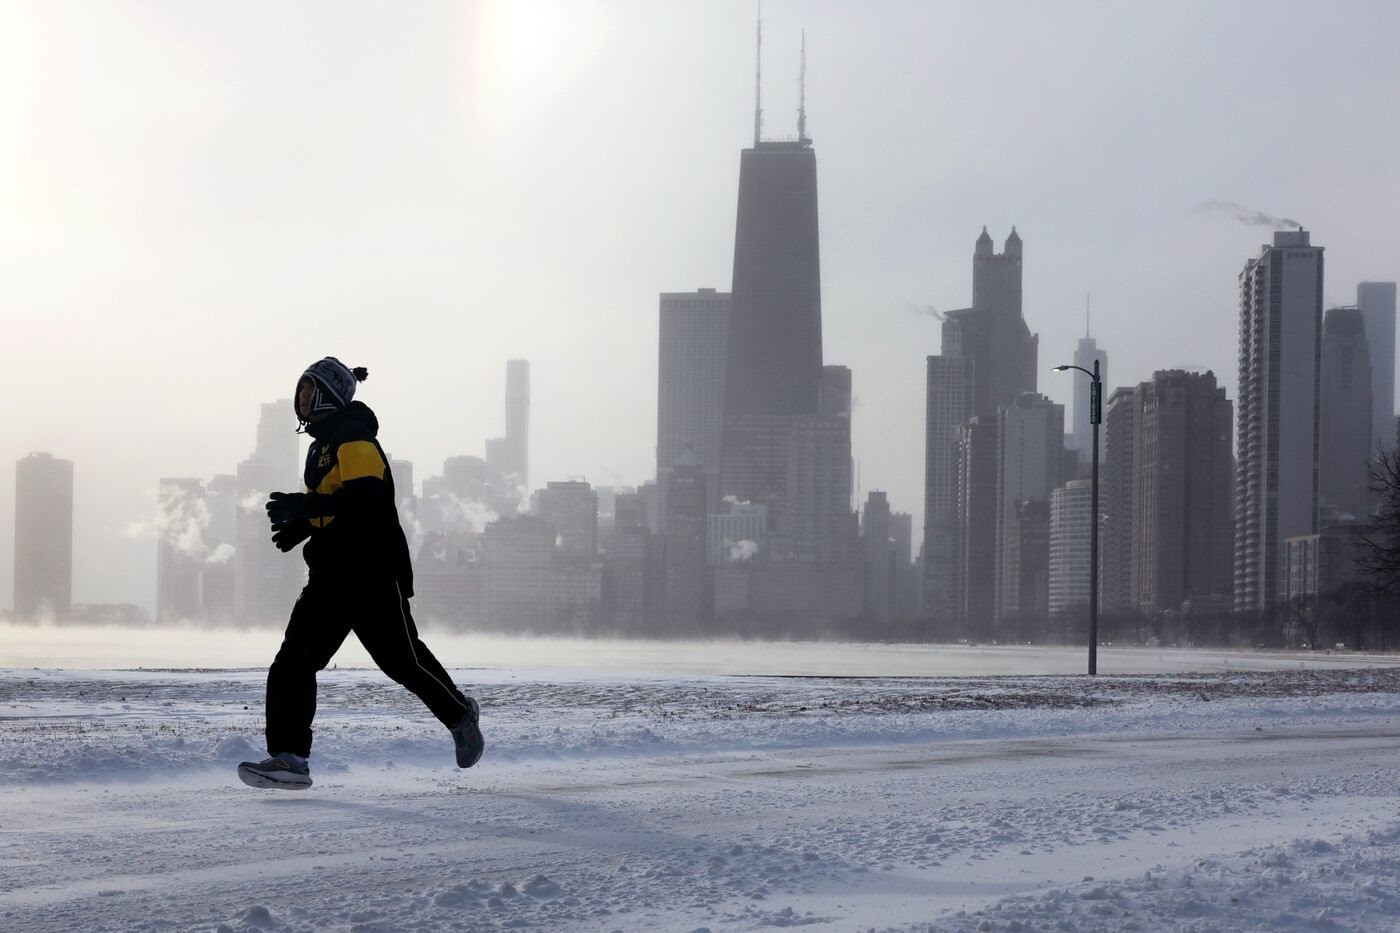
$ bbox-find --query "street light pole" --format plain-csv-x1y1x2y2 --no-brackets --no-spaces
1053,361,1102,676
1089,359,1100,676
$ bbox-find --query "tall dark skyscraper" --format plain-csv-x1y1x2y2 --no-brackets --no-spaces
723,150,821,417
964,228,1038,417
923,230,1040,627
1318,307,1372,521
720,100,822,506
711,30,861,629
1357,282,1396,462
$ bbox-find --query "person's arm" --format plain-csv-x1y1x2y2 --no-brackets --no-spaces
265,441,390,524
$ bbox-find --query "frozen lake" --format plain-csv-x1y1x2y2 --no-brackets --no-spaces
3,621,1400,675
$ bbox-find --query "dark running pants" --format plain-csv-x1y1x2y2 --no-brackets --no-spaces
265,576,471,758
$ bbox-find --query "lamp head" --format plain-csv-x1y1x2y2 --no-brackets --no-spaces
1052,365,1070,372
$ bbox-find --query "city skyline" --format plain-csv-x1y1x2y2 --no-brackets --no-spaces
3,2,1399,614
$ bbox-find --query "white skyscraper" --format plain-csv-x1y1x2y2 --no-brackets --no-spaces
1071,336,1107,465
1235,230,1323,613
1048,479,1093,616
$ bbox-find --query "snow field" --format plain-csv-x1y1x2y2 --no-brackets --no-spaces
1,666,1399,930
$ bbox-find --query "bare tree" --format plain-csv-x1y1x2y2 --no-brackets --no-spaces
1278,594,1320,649
1356,446,1400,591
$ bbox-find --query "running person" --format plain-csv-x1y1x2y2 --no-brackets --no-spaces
238,357,484,789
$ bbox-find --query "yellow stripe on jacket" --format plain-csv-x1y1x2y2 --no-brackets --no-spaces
308,441,387,528
337,440,386,482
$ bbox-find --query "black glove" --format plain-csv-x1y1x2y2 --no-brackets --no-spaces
266,491,329,524
270,519,312,552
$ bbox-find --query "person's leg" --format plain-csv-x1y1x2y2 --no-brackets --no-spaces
265,583,354,758
353,580,473,729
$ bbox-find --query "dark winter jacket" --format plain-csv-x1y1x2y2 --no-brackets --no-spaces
301,401,414,596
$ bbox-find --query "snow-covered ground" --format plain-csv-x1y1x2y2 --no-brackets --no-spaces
3,663,1400,931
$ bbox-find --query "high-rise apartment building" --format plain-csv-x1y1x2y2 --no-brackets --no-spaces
1100,388,1139,613
1357,282,1396,462
922,355,974,624
14,452,73,620
1001,500,1050,638
783,414,854,564
1132,371,1234,612
889,510,918,621
1048,479,1093,617
1284,521,1366,602
995,393,1064,629
1235,230,1323,613
954,415,1000,639
658,289,731,519
661,459,709,630
861,491,895,625
1318,307,1373,521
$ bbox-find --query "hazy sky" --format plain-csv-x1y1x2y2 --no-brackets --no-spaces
3,1,1399,614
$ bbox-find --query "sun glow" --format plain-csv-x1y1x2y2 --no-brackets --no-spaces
461,0,608,140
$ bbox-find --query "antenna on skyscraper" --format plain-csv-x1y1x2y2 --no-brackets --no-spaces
797,29,808,143
1086,292,1091,339
754,4,763,145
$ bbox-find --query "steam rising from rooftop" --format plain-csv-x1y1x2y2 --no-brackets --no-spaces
1198,199,1302,231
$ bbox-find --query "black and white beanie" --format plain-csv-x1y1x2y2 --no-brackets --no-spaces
300,357,368,419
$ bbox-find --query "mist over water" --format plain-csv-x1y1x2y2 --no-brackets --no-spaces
4,622,1398,676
